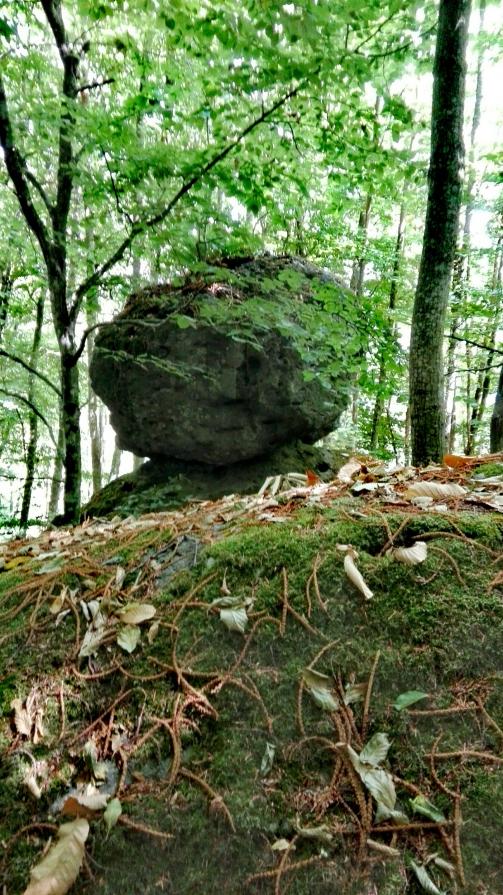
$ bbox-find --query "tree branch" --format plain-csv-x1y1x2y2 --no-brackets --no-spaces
100,146,134,225
0,388,58,447
39,0,67,64
77,77,115,94
25,169,54,216
40,0,79,238
0,73,52,266
447,333,503,355
71,78,308,317
0,348,61,396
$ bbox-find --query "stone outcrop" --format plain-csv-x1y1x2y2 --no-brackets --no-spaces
82,441,343,519
90,255,356,468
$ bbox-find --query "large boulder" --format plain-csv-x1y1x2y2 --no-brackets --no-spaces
90,255,358,466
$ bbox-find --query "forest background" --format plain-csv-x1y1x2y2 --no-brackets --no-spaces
0,0,502,530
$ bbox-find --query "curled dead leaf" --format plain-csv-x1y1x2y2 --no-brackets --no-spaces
387,542,427,565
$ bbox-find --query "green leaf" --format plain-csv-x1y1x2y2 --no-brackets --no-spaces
302,668,339,712
393,691,429,711
293,819,333,844
260,742,276,776
410,795,446,823
0,17,14,39
375,802,409,824
359,765,397,811
410,861,446,895
344,744,397,810
343,681,366,705
360,733,391,767
117,625,141,653
103,798,122,836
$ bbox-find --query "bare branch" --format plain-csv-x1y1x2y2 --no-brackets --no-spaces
100,146,134,225
0,348,61,396
77,77,115,94
25,169,54,216
0,388,58,447
448,333,503,355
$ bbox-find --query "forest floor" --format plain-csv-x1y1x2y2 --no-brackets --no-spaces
1,460,503,895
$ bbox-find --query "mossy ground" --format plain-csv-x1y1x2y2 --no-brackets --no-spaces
1,505,503,895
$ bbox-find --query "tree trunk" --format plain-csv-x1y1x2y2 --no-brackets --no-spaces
20,292,45,528
0,266,12,341
109,443,122,482
60,347,81,522
369,204,405,451
490,364,503,452
465,242,502,452
87,327,103,494
48,414,65,519
444,0,485,444
409,0,471,466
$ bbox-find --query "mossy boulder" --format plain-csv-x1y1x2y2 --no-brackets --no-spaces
90,255,358,465
82,441,341,519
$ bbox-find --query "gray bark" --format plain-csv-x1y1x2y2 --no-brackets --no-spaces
409,0,471,465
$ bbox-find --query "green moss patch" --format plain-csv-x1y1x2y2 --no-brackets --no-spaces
1,506,503,894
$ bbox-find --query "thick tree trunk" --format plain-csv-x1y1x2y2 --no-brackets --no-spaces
409,0,471,466
20,292,45,528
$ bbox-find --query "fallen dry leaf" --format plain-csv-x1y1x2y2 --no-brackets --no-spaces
405,482,466,500
22,818,89,895
11,698,32,737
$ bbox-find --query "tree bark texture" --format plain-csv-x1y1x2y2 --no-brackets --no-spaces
409,0,471,466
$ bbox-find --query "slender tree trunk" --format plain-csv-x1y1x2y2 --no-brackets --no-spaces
447,377,457,453
490,364,503,452
409,0,471,466
350,193,372,295
369,204,405,451
48,414,65,519
0,266,12,341
404,404,411,465
444,0,485,441
109,443,122,482
349,192,372,424
60,345,81,521
87,326,103,493
20,292,45,528
84,217,103,494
